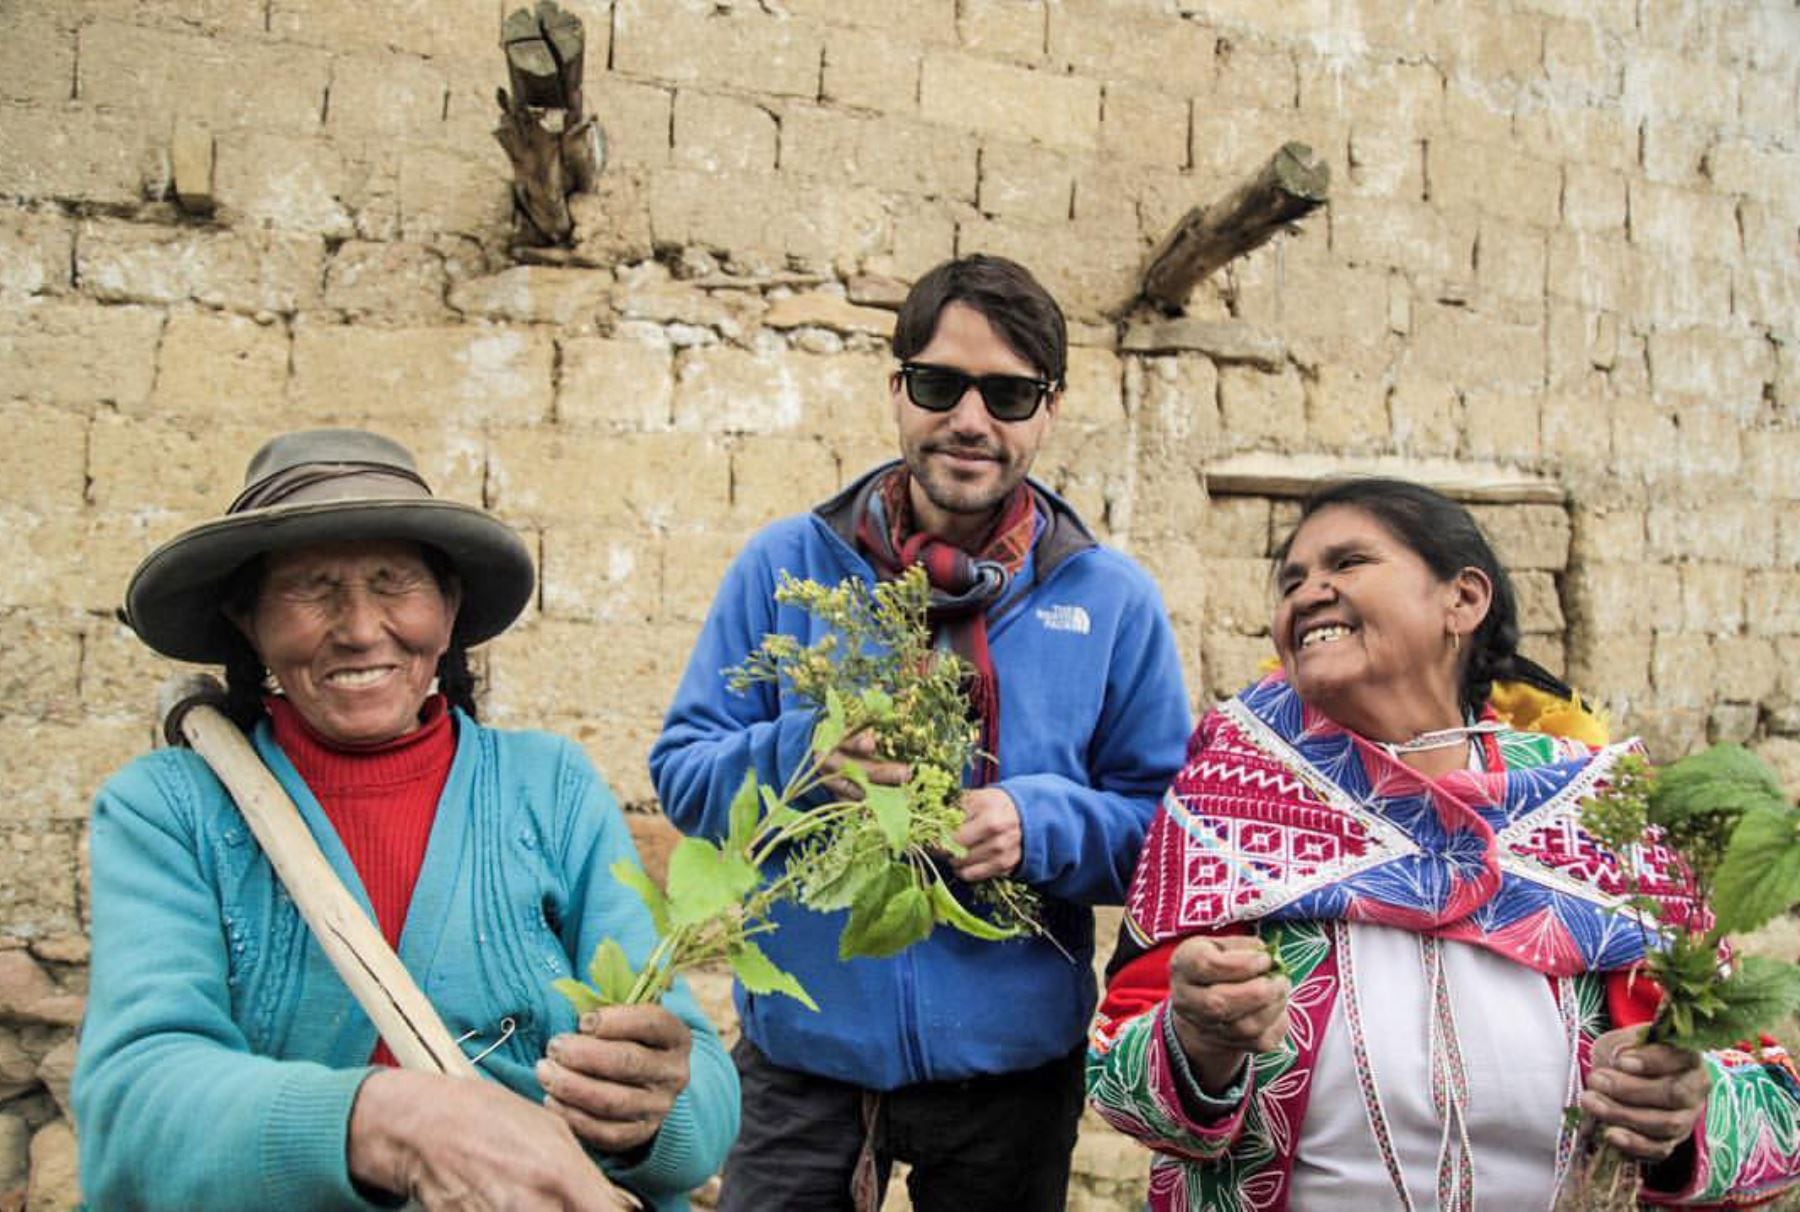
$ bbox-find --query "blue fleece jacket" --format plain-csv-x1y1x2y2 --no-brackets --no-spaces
74,712,738,1211
650,466,1193,1090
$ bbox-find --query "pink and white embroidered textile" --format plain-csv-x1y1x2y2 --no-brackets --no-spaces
1125,674,1701,977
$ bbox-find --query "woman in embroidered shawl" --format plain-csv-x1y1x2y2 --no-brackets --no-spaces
1087,478,1800,1211
74,429,738,1210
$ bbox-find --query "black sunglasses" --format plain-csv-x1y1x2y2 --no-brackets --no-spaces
897,362,1055,423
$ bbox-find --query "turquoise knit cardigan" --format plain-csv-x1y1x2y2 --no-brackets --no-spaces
74,710,738,1209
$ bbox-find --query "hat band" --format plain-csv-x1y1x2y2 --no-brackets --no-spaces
229,463,433,513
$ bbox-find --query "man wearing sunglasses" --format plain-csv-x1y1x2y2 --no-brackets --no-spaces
652,255,1192,1211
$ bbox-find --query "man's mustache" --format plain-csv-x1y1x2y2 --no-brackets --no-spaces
922,441,1006,462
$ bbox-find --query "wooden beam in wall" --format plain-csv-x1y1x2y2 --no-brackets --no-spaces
1203,453,1565,505
1140,142,1330,313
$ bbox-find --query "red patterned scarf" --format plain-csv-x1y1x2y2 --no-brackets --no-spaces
855,467,1038,784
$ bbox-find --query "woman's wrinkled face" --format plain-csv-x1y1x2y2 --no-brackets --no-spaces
1271,505,1463,720
233,539,459,746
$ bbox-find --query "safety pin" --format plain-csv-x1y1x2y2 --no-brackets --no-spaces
454,1015,517,1066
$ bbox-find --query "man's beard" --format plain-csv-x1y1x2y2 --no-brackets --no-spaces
909,441,1017,517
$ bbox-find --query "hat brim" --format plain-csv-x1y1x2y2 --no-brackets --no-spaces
124,499,536,663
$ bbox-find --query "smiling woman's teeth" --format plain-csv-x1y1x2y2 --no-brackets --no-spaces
1300,624,1353,649
325,667,391,687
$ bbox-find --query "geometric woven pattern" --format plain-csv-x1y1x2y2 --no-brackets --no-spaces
1126,675,1698,977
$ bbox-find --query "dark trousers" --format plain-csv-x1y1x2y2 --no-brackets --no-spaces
717,1037,1087,1212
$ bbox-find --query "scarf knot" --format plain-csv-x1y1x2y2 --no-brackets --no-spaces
855,468,1038,785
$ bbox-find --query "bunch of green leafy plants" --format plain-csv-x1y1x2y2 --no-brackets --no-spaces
1580,747,1800,1051
555,568,1041,1016
1559,745,1800,1209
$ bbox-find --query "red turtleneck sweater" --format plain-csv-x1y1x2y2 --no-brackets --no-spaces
267,695,455,1067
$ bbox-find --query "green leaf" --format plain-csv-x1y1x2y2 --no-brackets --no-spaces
586,938,637,1004
610,859,670,935
811,689,848,755
840,869,934,960
837,865,908,939
759,784,801,830
797,847,883,911
863,783,911,854
760,790,801,838
1261,934,1289,980
835,760,870,795
1656,954,1800,1051
553,977,603,1015
1712,804,1800,936
728,770,762,856
664,837,761,928
729,940,819,1011
1648,744,1788,832
927,877,1019,942
859,687,895,721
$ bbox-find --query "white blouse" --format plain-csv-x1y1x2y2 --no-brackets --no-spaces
1288,922,1572,1210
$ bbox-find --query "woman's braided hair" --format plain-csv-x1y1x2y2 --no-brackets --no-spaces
1273,478,1574,715
216,545,480,735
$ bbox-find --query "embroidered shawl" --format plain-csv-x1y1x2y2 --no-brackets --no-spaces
1124,674,1701,977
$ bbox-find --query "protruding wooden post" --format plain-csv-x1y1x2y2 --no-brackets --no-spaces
1140,141,1331,313
493,0,603,246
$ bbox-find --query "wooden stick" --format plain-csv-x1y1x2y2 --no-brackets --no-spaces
502,6,564,109
495,91,576,244
495,1,599,245
1140,141,1331,313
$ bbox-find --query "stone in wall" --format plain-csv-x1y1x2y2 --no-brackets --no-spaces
0,302,161,411
151,310,291,421
0,210,72,298
328,242,458,324
76,221,325,315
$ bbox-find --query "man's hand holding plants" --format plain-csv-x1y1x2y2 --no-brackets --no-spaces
954,787,1023,882
819,728,909,802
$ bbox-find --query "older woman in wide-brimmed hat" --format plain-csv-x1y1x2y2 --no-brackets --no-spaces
73,429,738,1210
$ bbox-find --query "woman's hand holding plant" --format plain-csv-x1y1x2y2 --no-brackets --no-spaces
1562,744,1800,1208
1580,1027,1710,1164
539,1005,693,1155
1167,934,1292,1096
347,1069,628,1211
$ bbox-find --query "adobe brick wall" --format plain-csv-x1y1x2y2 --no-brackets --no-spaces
2,0,1798,1206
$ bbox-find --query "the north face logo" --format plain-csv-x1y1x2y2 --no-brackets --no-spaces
1035,604,1091,635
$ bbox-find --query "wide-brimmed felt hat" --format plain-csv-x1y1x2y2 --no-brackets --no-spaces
124,428,535,663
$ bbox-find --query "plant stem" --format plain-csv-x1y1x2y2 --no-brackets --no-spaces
748,800,856,867
625,927,680,1004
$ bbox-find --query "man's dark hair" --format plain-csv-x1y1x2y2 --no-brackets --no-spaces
1273,477,1572,715
892,254,1068,386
